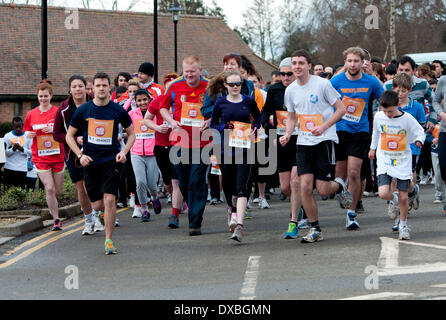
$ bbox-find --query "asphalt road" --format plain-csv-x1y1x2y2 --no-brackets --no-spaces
1,184,446,301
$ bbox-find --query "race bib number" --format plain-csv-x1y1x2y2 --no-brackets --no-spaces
180,102,204,127
342,97,366,123
229,121,251,149
210,154,221,175
134,119,154,139
381,133,406,162
88,119,114,145
10,136,26,146
36,135,60,156
298,114,323,135
276,111,298,135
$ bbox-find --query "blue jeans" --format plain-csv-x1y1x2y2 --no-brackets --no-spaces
174,148,209,229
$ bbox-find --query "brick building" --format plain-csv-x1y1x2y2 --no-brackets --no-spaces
0,4,277,124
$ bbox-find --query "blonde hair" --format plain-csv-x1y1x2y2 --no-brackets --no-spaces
128,78,140,87
183,56,201,67
343,47,365,61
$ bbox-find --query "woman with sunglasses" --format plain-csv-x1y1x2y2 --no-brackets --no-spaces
210,71,261,243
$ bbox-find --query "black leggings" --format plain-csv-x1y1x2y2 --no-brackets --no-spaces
221,163,255,208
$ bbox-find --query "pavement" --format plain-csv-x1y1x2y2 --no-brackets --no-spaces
1,183,446,301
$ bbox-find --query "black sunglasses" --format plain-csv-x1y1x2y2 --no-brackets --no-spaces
226,82,242,87
280,72,294,77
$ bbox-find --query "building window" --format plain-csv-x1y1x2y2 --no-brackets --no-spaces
14,102,23,117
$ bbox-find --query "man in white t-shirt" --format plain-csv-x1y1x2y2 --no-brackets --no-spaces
279,49,351,243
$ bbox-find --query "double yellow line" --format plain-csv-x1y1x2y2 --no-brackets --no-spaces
0,208,128,269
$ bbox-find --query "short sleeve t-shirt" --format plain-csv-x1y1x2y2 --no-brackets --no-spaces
23,105,65,165
330,72,384,133
148,95,171,147
70,100,132,165
160,76,209,148
284,75,341,146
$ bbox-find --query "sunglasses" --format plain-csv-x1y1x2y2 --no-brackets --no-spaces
280,72,294,77
226,82,242,87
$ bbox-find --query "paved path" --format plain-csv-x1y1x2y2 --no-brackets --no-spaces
1,184,446,300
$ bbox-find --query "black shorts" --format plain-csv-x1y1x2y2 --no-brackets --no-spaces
84,161,124,203
277,135,297,173
154,145,177,185
296,140,336,181
335,131,371,162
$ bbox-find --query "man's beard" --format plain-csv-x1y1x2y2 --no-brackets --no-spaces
347,69,360,77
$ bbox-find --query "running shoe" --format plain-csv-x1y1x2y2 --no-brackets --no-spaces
244,210,252,219
94,215,104,232
392,218,400,232
141,210,151,222
167,193,172,203
115,218,120,227
388,193,400,219
129,193,135,208
297,219,310,229
180,202,188,215
189,227,202,236
346,212,360,230
229,214,238,233
253,198,260,203
230,225,243,242
443,203,446,216
132,206,142,218
168,215,179,229
209,198,222,205
284,222,298,239
258,197,271,209
82,220,95,235
280,192,287,201
50,219,63,231
411,184,420,210
247,198,253,210
105,239,117,255
355,200,365,214
152,198,162,215
99,211,105,226
301,227,323,243
399,225,411,240
433,198,443,204
334,177,352,209
116,202,125,209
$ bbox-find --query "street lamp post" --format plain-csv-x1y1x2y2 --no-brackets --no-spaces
41,0,48,79
169,4,182,73
154,0,158,83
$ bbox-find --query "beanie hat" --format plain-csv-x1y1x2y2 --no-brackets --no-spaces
279,57,292,68
138,62,155,77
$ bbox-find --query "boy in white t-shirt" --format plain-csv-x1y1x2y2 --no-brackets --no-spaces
369,91,425,240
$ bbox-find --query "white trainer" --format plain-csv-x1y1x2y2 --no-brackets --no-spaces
82,221,95,235
132,206,142,218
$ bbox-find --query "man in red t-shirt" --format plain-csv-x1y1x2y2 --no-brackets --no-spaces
159,56,210,236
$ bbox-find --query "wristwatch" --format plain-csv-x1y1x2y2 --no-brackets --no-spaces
77,152,83,159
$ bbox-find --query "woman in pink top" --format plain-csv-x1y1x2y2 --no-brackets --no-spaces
128,89,161,222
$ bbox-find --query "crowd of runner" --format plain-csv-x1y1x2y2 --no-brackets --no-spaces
2,48,446,255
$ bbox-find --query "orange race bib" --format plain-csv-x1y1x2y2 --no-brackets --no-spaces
433,124,440,139
180,102,204,127
381,133,406,162
88,119,114,145
342,97,366,123
210,154,221,175
276,111,298,135
134,119,154,139
298,114,323,135
10,136,26,147
36,135,60,156
229,121,251,149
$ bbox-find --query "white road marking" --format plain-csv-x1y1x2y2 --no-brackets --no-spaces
377,237,399,269
399,240,446,251
431,283,446,288
340,292,414,300
378,262,446,276
239,256,261,300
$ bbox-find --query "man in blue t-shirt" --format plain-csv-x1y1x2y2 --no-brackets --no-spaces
66,72,135,255
330,47,384,231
